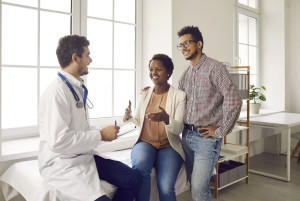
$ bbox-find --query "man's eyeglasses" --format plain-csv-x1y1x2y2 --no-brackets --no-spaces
177,40,196,51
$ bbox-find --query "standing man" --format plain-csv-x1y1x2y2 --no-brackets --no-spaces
177,26,242,201
38,35,141,201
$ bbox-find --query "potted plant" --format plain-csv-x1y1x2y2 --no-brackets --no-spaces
249,85,266,114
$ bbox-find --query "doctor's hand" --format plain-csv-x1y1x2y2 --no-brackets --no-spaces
146,106,169,125
199,125,217,139
100,125,120,141
125,100,132,121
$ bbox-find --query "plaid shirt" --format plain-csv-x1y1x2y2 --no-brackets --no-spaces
178,54,242,138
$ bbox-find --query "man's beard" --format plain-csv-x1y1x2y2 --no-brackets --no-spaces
78,68,89,76
185,48,199,61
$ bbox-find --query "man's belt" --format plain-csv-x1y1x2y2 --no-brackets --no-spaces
184,124,201,132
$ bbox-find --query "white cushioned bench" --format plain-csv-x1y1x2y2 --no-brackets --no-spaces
0,149,188,201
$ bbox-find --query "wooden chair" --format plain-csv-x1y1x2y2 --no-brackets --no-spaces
290,132,300,163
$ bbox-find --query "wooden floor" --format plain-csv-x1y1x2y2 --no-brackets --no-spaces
177,153,300,201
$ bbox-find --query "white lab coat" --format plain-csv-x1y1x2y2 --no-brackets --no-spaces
38,70,105,201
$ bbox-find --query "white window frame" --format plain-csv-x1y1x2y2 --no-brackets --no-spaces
234,0,260,87
0,0,142,144
236,0,259,13
80,0,142,126
0,1,74,141
0,0,2,153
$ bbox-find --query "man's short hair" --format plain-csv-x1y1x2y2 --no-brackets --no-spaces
177,25,204,51
56,35,90,68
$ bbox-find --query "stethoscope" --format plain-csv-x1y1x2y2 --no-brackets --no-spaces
58,72,94,109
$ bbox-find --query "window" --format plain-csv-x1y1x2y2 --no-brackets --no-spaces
0,0,140,149
235,0,259,87
85,0,137,118
238,0,257,10
0,0,72,143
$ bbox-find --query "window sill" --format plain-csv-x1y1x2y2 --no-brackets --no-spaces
0,129,139,162
0,151,38,162
0,136,39,162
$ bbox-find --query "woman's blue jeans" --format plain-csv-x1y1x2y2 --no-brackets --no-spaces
131,141,183,201
182,128,222,201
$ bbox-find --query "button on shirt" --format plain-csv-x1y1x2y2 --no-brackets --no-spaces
178,54,242,138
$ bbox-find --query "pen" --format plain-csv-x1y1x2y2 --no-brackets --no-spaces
115,120,117,126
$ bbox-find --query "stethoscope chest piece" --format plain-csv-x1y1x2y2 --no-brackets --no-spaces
76,101,84,108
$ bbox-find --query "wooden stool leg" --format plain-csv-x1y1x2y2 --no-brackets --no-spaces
291,140,300,161
297,150,300,163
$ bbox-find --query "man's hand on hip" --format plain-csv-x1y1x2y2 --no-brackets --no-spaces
199,125,217,139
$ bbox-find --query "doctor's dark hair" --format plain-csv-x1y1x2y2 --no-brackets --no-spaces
177,25,204,51
56,35,90,68
149,54,174,80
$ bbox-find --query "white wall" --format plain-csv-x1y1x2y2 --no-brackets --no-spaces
142,0,172,87
142,0,235,88
260,0,286,111
143,0,300,114
171,0,235,88
286,0,300,113
285,0,300,149
142,0,300,155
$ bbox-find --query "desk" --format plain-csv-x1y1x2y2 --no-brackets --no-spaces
249,112,300,181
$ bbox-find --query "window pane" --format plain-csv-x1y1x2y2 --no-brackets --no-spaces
40,0,71,13
114,0,135,23
249,17,257,46
2,0,37,7
1,68,37,128
88,70,112,118
40,68,59,95
114,71,135,116
87,19,112,68
114,23,135,69
239,14,248,44
249,0,257,9
249,46,257,74
250,75,257,87
239,44,248,66
87,0,112,20
238,0,247,6
40,11,71,66
2,5,38,65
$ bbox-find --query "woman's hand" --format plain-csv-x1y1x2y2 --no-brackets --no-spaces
125,100,132,120
146,106,169,125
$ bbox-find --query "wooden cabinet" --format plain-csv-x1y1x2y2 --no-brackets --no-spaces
210,66,250,198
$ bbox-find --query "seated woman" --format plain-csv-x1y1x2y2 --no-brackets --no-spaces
123,54,186,201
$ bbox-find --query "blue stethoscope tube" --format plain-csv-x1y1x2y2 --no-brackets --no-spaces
57,72,91,109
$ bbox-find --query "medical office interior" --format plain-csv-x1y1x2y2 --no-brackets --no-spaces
0,0,300,200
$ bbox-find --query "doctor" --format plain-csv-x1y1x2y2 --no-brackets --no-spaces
38,35,141,201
